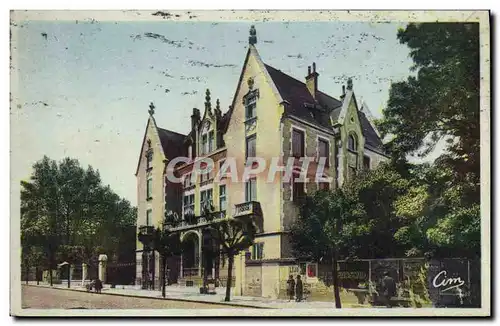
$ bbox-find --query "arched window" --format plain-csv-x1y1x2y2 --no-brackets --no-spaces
348,134,357,151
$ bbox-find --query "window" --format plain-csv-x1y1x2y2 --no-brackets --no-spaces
201,134,208,155
251,243,264,260
183,194,195,216
363,156,371,170
146,151,153,170
219,185,227,211
200,189,213,211
208,130,215,153
183,173,194,188
188,145,192,159
146,209,152,226
146,177,153,199
318,181,330,191
246,135,256,160
318,138,329,166
292,175,305,202
348,134,357,151
292,129,305,157
245,93,257,120
218,159,228,179
245,177,257,202
200,164,213,183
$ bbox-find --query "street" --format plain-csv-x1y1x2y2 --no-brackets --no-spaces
21,285,239,309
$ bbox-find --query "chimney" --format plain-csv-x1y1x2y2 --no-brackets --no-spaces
305,62,319,99
191,108,200,132
340,85,346,100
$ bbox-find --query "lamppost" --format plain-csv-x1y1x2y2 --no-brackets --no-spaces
138,225,155,290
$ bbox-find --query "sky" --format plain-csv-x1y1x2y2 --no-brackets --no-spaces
11,13,419,206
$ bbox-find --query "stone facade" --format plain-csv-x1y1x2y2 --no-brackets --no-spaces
134,27,389,298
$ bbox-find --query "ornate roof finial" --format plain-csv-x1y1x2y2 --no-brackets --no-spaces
216,98,220,111
249,25,257,45
205,89,211,111
347,77,353,91
148,102,155,116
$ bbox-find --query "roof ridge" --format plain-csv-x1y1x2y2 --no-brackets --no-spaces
157,127,187,137
264,63,341,104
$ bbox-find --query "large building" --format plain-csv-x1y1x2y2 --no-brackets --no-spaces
135,26,388,299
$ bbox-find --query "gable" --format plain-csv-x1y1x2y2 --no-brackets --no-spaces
135,116,187,176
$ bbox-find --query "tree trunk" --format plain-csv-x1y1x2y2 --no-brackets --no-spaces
67,264,71,288
25,264,29,284
161,255,167,298
225,254,234,302
49,253,54,287
36,266,40,285
332,248,341,308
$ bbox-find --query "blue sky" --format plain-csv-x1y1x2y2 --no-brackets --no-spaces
12,18,416,206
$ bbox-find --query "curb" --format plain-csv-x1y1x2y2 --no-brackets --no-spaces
24,284,272,309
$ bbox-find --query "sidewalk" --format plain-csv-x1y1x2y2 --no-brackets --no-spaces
23,282,362,309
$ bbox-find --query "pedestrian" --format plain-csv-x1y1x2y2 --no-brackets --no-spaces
286,274,295,301
295,275,303,302
380,271,396,308
94,278,103,294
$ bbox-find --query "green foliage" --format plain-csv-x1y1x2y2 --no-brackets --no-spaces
379,23,479,176
376,23,480,259
21,156,137,273
290,189,366,261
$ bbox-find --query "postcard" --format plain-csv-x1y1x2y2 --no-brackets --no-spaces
10,9,490,317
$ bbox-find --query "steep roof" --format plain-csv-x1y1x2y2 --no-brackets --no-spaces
157,128,188,159
358,111,384,152
264,64,341,129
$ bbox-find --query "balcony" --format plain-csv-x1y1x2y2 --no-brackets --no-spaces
234,201,263,233
170,210,227,231
234,201,262,218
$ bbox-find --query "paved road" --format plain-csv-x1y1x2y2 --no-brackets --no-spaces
22,285,239,309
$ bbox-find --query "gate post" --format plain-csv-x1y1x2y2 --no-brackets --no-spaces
368,260,372,296
82,263,87,287
98,254,108,284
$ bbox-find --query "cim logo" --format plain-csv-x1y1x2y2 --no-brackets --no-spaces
432,270,465,292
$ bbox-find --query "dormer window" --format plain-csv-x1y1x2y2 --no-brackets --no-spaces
200,121,214,155
209,130,215,153
201,134,207,155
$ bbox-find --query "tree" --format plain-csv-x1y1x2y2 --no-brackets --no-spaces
379,23,479,178
345,163,416,258
378,23,480,258
150,218,182,298
21,246,45,285
21,156,137,285
290,189,366,308
207,217,256,302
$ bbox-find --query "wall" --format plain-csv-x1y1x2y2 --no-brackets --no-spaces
281,117,336,257
363,147,389,169
224,47,284,261
135,117,169,285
